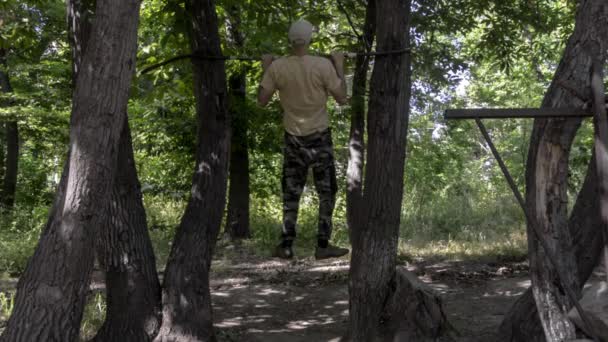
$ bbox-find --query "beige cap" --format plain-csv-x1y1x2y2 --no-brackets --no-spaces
288,20,313,45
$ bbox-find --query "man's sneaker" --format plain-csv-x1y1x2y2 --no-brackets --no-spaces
274,243,294,259
315,244,349,260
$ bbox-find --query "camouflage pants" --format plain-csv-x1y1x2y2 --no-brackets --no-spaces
282,129,337,242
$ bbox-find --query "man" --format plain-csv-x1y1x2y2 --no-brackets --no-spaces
258,19,349,260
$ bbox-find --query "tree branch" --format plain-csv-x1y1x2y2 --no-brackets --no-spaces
336,0,363,43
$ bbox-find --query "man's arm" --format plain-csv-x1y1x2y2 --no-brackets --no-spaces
329,52,348,105
258,54,275,107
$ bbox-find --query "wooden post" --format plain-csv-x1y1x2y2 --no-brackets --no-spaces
591,60,608,283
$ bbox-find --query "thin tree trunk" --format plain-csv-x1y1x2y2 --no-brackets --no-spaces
346,0,375,230
499,154,605,342
0,124,5,195
67,0,162,339
347,0,411,340
154,0,230,340
0,0,141,340
226,6,250,240
501,0,608,340
91,119,162,341
0,49,18,210
67,0,94,86
2,121,18,208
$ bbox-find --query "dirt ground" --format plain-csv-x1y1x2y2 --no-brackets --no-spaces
210,245,532,342
0,245,535,341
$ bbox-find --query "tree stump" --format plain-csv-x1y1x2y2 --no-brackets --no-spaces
379,267,456,342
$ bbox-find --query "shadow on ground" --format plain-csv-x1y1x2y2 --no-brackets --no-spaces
209,250,531,342
0,246,533,341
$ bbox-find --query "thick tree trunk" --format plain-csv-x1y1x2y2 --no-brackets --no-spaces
91,120,162,342
500,0,608,340
226,6,250,240
347,0,411,340
0,0,141,340
499,155,605,342
67,0,162,339
346,0,375,230
154,0,230,340
0,49,18,210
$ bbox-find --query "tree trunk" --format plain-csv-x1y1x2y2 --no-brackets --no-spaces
0,0,141,340
154,0,230,340
91,119,162,342
499,155,606,342
346,0,375,230
226,6,250,240
347,0,411,340
0,124,5,194
500,0,608,340
2,121,18,209
67,0,94,86
0,49,18,210
67,0,162,339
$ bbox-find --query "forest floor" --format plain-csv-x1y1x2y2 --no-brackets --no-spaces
0,243,537,341
209,243,532,342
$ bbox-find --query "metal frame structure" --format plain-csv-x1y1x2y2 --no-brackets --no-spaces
444,63,608,342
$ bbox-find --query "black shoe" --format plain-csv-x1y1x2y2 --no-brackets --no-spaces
274,243,294,259
315,244,349,260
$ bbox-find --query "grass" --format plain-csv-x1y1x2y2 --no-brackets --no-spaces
0,291,14,323
80,292,106,341
398,230,528,264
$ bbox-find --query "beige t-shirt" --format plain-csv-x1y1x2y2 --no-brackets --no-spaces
260,55,342,136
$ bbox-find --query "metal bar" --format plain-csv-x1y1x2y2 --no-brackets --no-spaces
139,48,411,75
475,118,600,342
139,54,256,74
445,107,592,119
591,60,608,285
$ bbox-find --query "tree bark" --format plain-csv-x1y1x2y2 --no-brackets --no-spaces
0,0,141,340
154,0,230,340
226,6,250,240
0,49,18,210
500,0,608,340
347,0,411,340
91,119,162,342
380,268,455,342
346,0,375,230
67,0,162,339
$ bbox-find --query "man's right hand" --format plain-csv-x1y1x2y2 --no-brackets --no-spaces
261,54,274,71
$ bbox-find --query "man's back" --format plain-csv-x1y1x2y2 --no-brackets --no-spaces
260,55,342,136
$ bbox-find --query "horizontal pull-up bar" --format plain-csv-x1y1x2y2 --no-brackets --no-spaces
139,48,410,75
444,107,592,119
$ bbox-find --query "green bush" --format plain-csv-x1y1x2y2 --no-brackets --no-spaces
0,205,48,275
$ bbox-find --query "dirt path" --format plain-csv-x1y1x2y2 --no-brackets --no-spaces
0,247,533,341
210,248,531,342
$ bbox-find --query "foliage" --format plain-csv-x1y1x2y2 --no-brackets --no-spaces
80,292,106,340
0,0,596,303
0,291,14,323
